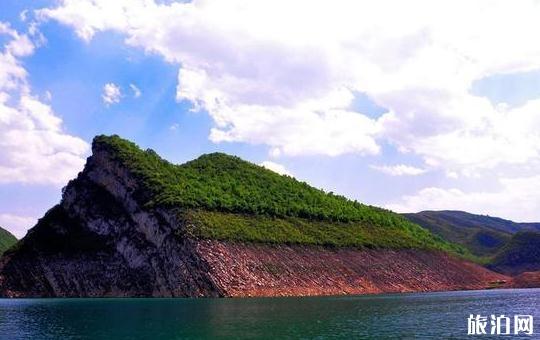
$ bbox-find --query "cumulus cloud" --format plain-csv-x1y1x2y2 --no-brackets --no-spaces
38,0,389,157
38,1,540,161
0,21,89,186
0,213,36,239
259,161,292,176
371,164,427,176
386,175,540,222
37,0,540,218
102,82,121,105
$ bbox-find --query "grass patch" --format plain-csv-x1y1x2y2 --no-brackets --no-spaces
184,210,469,254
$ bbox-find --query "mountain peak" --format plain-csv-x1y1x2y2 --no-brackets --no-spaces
85,136,401,225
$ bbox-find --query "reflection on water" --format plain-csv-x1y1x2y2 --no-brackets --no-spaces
0,289,538,339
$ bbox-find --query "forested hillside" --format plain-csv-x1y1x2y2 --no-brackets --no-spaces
93,135,465,253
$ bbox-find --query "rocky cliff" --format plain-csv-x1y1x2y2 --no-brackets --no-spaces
0,136,510,297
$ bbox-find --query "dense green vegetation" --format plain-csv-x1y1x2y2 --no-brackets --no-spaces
93,135,468,253
404,210,540,261
404,211,512,260
0,226,17,255
96,135,398,222
489,231,540,275
184,210,466,253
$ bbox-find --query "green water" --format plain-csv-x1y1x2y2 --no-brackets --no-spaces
0,289,538,339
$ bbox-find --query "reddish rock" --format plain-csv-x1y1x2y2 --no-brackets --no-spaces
196,241,509,297
510,271,540,288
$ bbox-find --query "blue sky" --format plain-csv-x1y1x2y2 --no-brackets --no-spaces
2,0,540,237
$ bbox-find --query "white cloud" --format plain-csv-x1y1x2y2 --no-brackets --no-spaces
37,0,540,219
38,0,540,162
38,0,389,157
102,82,121,105
0,213,36,239
259,160,292,176
0,21,89,186
129,83,141,98
446,171,459,179
371,164,426,176
386,175,540,222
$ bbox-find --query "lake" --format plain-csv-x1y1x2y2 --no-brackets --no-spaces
0,289,538,339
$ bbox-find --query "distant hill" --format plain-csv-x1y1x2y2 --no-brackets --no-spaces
488,232,540,275
0,227,17,255
403,210,540,277
403,210,540,259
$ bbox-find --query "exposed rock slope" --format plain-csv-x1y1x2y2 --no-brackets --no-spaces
197,241,507,297
0,136,510,297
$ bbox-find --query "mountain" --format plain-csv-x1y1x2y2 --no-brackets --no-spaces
0,135,508,297
403,210,540,259
403,210,540,281
0,227,17,255
488,232,540,275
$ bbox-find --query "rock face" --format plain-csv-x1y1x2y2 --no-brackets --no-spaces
0,138,510,297
0,143,221,297
511,271,540,288
197,241,508,297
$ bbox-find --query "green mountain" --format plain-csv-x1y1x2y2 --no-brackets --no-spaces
489,232,540,275
93,135,464,253
0,227,17,255
403,210,540,268
2,135,516,297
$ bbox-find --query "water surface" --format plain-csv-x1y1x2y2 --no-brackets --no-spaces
0,289,538,339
